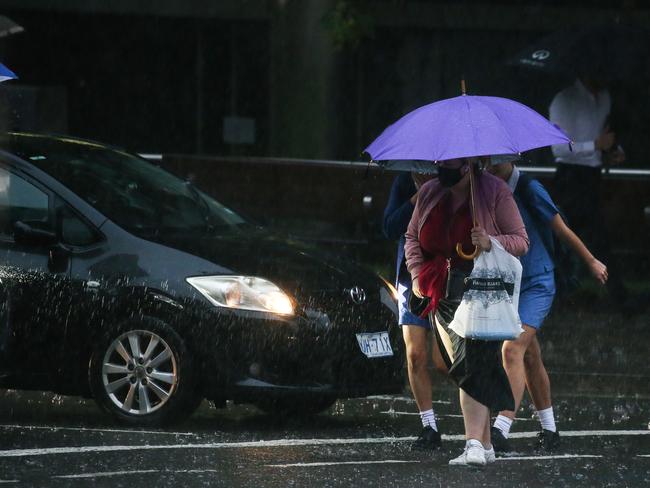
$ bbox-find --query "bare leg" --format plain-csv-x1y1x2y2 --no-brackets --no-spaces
498,325,537,420
402,325,432,412
524,335,552,410
430,326,449,375
460,389,490,445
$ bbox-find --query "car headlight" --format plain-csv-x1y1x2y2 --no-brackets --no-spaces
186,276,294,316
379,275,399,301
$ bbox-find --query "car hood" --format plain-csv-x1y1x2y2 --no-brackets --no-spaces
148,227,380,295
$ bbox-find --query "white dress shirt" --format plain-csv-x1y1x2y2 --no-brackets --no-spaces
549,78,611,168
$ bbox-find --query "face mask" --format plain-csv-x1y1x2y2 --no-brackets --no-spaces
437,166,464,187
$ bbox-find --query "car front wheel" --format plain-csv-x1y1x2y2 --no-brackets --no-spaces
89,318,200,426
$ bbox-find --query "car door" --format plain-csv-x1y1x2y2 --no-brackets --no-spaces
0,165,73,379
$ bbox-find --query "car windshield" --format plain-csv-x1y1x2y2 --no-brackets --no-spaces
0,134,246,236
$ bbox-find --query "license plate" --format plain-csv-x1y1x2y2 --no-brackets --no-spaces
356,332,393,358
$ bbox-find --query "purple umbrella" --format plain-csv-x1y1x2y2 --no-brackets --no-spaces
364,94,571,163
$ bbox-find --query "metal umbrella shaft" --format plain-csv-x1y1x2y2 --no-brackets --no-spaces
456,162,480,260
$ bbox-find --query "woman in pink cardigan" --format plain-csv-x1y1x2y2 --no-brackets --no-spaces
405,157,528,466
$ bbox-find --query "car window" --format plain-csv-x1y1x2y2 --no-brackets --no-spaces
2,135,247,237
59,203,101,247
0,167,51,240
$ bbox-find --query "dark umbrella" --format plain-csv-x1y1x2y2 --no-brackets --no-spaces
507,24,650,79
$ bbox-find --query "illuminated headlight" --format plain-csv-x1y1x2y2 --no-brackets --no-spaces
186,276,294,316
379,275,399,301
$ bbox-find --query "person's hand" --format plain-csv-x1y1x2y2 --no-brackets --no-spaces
589,258,608,285
471,226,492,251
595,127,616,152
412,277,423,298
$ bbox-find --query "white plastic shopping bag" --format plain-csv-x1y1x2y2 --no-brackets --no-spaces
448,237,523,341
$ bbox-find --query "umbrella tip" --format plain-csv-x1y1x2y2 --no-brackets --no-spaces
460,78,467,95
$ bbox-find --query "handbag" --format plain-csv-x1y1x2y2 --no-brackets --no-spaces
445,267,469,301
448,238,524,341
408,290,430,317
408,262,468,316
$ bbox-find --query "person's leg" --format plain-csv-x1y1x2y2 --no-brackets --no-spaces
493,326,537,438
524,335,560,449
402,324,441,450
402,325,433,415
449,390,490,466
524,335,552,411
460,390,490,445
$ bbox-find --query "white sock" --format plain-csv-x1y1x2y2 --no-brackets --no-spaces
537,407,556,432
493,415,514,438
420,409,438,431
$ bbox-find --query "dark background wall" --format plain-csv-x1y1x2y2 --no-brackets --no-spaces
1,0,650,164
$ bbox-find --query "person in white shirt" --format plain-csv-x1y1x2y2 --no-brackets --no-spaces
549,76,628,304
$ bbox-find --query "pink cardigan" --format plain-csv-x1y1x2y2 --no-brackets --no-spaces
405,171,529,280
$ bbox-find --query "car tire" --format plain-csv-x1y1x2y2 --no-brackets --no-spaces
89,317,201,426
253,395,337,417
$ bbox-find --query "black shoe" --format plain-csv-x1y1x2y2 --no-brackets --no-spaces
411,426,441,451
491,426,511,453
537,429,560,451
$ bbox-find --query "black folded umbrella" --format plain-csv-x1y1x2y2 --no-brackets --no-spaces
507,24,650,80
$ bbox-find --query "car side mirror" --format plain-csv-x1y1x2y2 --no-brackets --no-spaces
13,220,58,247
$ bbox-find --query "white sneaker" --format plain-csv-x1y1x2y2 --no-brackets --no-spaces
449,440,486,466
484,446,496,464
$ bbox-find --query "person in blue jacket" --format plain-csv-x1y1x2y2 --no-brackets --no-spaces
383,171,444,451
487,159,608,452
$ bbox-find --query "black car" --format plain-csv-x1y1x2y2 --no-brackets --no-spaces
0,133,404,425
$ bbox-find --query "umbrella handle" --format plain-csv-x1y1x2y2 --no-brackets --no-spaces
455,160,480,261
455,242,480,260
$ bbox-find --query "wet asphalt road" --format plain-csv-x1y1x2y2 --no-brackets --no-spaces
1,308,650,487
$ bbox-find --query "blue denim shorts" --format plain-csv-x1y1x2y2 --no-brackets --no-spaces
397,282,431,328
519,272,556,329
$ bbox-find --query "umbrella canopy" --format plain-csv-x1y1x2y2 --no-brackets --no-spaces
0,62,17,83
507,25,650,79
364,94,571,163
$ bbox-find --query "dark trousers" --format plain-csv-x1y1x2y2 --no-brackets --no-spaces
554,163,627,301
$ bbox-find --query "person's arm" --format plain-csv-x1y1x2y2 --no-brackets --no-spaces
405,184,430,297
549,94,615,159
382,176,416,240
550,214,608,284
490,185,529,256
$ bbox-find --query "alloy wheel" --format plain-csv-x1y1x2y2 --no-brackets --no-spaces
101,329,178,415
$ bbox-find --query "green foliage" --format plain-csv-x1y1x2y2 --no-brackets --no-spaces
323,0,375,50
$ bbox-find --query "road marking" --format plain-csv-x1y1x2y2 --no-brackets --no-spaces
267,460,417,468
365,395,451,404
0,481,19,484
380,411,535,421
266,455,603,468
52,469,220,479
496,454,603,461
508,430,650,439
54,470,159,479
0,424,197,437
0,430,648,458
637,455,650,458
